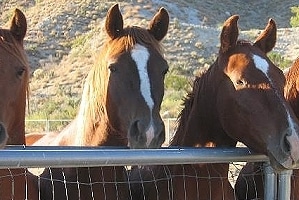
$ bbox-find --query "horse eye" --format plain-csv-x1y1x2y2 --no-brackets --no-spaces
236,79,244,85
108,65,117,72
16,68,25,77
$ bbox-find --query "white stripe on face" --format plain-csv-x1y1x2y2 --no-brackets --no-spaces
252,54,270,77
131,44,155,146
131,44,154,109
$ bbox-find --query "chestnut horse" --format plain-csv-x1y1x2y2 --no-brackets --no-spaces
235,56,299,199
129,15,299,200
37,4,169,200
0,9,38,200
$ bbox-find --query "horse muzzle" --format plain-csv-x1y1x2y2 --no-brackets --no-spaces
128,119,165,149
282,128,299,169
270,127,299,170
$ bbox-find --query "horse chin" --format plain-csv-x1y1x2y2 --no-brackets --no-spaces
128,120,165,149
127,138,155,149
0,122,8,148
128,135,163,149
128,141,146,149
268,151,295,171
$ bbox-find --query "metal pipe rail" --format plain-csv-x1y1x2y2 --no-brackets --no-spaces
0,146,268,168
0,146,293,200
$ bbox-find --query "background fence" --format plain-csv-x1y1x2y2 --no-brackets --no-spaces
25,118,177,145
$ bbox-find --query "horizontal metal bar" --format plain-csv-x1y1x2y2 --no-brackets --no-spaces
0,146,268,169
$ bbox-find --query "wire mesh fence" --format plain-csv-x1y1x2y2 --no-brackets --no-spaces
0,146,291,200
25,118,178,146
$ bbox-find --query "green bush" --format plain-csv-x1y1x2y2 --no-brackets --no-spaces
165,73,189,91
161,67,192,118
268,52,292,70
290,6,299,27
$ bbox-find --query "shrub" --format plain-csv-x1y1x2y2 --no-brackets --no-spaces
165,73,189,91
268,52,292,70
290,6,299,27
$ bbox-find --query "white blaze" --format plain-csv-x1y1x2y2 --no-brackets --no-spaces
252,54,269,76
131,44,155,146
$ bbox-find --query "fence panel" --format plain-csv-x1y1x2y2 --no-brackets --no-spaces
0,146,268,168
0,146,294,199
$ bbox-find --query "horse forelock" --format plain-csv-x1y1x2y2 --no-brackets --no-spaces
237,39,252,46
107,26,164,57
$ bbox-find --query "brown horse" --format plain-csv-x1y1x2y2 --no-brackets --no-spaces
129,15,299,200
235,56,299,199
0,9,38,200
37,4,169,200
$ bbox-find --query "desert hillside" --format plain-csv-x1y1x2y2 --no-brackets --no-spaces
1,0,299,124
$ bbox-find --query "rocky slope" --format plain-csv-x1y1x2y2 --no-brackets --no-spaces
1,0,299,118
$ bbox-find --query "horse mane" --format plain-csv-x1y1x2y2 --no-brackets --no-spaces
237,39,252,46
0,29,30,107
74,26,164,146
286,57,299,80
284,57,299,112
170,67,209,146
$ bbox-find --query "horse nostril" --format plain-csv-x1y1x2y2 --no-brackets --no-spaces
283,134,291,154
129,120,147,148
130,121,139,140
157,123,165,144
0,123,6,135
149,122,165,148
0,122,7,147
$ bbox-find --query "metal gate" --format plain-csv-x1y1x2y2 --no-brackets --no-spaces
0,146,294,200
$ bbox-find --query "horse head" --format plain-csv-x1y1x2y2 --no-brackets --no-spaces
217,15,299,170
76,4,169,149
0,8,29,146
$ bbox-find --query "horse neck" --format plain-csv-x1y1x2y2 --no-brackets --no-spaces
172,64,236,148
70,88,127,146
61,117,126,146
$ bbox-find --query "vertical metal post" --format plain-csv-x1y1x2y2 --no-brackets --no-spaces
165,118,170,145
264,162,277,200
46,119,50,132
277,169,292,200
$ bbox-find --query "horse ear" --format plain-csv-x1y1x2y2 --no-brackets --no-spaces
105,4,123,39
253,18,276,53
148,7,169,41
9,8,27,42
220,15,239,53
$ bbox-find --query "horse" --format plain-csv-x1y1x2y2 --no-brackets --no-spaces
235,56,299,200
36,4,170,200
129,15,299,200
0,9,39,200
